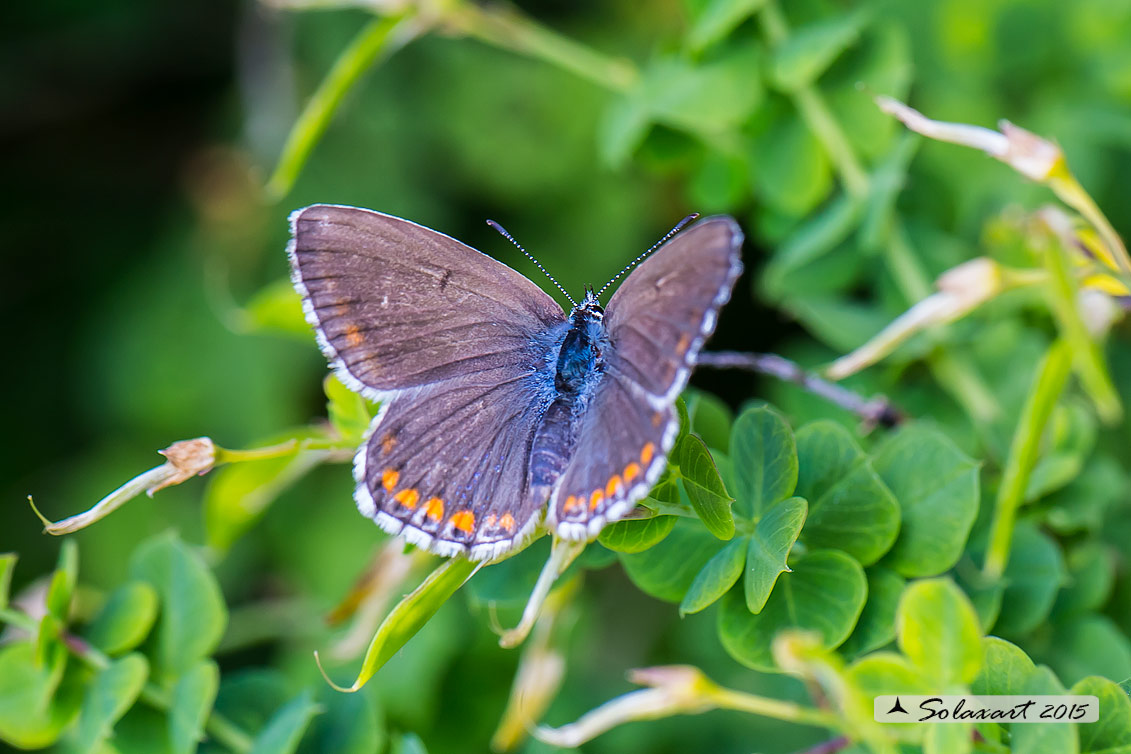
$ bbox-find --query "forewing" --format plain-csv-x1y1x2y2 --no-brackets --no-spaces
288,204,566,398
604,215,743,400
548,215,743,538
357,366,553,561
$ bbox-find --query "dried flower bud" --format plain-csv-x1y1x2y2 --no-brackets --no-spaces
150,437,217,495
876,97,1065,182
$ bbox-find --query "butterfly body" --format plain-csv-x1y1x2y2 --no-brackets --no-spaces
289,204,742,561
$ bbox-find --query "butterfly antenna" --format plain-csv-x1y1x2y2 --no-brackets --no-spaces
594,213,700,300
486,219,577,307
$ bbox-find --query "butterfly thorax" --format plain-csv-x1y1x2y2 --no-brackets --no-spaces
555,303,606,393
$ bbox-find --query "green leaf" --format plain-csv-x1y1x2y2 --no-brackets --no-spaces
678,434,735,539
203,428,326,552
846,652,931,701
872,425,980,577
73,653,149,754
1012,667,1077,754
676,395,690,441
1072,676,1131,753
744,497,806,613
896,579,982,687
687,0,767,53
647,467,682,506
325,374,372,445
839,566,906,657
129,532,228,679
0,553,15,611
762,193,866,299
784,295,892,352
686,389,733,453
1051,543,1114,618
393,732,429,754
748,112,833,217
598,515,677,554
971,637,1037,696
46,539,78,622
0,641,77,749
83,581,159,656
620,520,726,602
643,45,763,136
925,723,972,754
994,522,1067,636
600,44,763,166
794,421,899,565
250,690,320,754
680,537,747,615
718,549,866,671
301,687,386,754
169,660,220,754
243,278,309,337
1042,614,1131,687
325,557,480,691
730,406,797,519
768,11,869,91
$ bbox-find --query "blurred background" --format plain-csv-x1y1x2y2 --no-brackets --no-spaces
3,0,1131,752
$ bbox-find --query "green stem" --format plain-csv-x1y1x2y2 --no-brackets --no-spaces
1041,233,1122,423
449,3,637,92
759,0,868,199
761,0,998,423
709,687,840,729
1049,169,1131,275
983,339,1073,580
215,438,353,465
0,608,255,753
265,13,423,200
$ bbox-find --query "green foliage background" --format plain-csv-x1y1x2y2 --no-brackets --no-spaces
3,0,1131,752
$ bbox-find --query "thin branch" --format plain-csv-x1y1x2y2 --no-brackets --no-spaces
696,351,902,429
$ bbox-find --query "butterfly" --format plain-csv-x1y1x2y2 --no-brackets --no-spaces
288,205,743,561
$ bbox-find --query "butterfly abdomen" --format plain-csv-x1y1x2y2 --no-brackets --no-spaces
527,304,609,505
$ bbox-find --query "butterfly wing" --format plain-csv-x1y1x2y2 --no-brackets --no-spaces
289,204,568,559
289,204,565,399
547,216,744,539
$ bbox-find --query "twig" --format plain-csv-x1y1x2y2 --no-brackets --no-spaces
696,351,902,428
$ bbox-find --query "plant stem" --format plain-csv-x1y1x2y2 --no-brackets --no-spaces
983,339,1073,580
697,351,901,427
709,687,840,729
449,2,637,93
1040,232,1122,422
760,0,998,424
265,13,423,200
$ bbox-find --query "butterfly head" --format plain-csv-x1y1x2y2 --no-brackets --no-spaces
572,285,605,322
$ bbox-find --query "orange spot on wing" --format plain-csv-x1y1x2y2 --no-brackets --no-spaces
344,323,364,348
624,462,641,483
676,333,691,353
605,475,622,498
382,469,399,492
394,488,420,509
450,510,475,534
563,495,581,512
380,433,397,454
424,497,444,522
652,411,663,427
499,512,516,532
641,443,655,465
589,489,604,511
485,513,498,528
